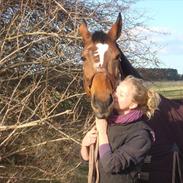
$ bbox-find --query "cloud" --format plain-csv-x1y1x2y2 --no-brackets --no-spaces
176,34,183,41
159,47,168,54
159,33,183,55
128,25,171,43
127,25,183,73
130,26,183,55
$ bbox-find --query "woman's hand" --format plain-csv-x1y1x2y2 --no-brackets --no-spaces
95,118,108,135
81,126,97,147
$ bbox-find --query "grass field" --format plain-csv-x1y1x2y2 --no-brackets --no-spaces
147,81,183,99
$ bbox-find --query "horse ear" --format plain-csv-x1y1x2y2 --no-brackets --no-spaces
79,20,91,45
108,13,122,41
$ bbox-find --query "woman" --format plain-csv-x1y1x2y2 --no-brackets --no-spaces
81,75,160,183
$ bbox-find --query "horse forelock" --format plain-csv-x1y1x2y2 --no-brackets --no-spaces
92,31,109,43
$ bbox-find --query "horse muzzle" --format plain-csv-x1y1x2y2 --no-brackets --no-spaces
91,94,114,119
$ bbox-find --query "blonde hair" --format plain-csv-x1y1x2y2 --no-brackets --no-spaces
123,75,161,119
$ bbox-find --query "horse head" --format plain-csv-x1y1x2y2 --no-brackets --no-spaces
79,13,123,118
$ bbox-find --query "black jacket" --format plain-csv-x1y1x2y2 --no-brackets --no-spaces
99,120,153,183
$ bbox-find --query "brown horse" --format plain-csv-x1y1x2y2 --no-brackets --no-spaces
79,13,141,119
79,13,183,183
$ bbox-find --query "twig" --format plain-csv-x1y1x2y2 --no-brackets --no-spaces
0,110,72,132
52,0,68,14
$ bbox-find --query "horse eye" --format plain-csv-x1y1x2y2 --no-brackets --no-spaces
81,56,86,61
115,54,120,60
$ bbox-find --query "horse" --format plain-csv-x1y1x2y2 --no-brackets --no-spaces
79,13,183,183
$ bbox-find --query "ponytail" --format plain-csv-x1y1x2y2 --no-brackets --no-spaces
146,89,161,119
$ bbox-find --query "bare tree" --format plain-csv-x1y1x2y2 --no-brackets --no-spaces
0,0,160,182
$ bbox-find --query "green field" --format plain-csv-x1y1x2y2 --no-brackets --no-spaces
147,81,183,99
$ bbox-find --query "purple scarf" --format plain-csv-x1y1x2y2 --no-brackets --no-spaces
108,109,144,125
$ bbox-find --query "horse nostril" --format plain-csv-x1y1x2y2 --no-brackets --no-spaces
91,94,113,118
92,94,113,108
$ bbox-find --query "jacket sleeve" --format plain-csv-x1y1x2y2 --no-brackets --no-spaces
99,129,152,174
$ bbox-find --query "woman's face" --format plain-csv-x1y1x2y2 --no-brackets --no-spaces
113,81,137,112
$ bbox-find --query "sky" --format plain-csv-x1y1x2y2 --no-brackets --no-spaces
133,0,183,74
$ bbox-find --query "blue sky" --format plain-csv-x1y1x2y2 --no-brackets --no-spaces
133,0,183,74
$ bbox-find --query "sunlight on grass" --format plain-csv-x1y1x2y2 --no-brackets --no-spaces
147,81,183,99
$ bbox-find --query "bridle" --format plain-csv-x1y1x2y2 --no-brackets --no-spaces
87,62,122,95
90,69,114,91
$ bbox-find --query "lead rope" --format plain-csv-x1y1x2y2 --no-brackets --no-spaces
95,135,99,183
172,144,183,183
88,144,94,183
88,134,99,183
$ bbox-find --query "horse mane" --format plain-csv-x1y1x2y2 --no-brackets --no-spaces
117,44,142,79
119,51,142,79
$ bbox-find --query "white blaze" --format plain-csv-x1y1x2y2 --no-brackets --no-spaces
94,43,108,68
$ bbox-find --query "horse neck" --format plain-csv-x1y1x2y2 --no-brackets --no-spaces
119,51,142,79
